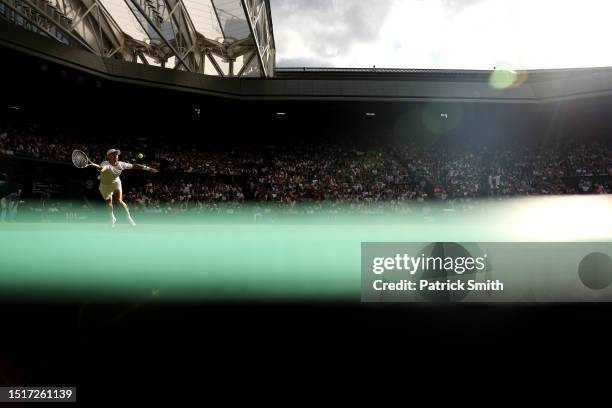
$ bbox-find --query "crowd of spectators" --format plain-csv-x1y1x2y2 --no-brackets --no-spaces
395,141,612,198
248,145,413,204
123,178,244,213
2,122,611,215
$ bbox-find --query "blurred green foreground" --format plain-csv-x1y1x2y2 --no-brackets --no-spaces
1,196,611,301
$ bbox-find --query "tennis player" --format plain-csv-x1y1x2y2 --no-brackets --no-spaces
93,148,158,226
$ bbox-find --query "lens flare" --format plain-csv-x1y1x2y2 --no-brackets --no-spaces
489,69,528,90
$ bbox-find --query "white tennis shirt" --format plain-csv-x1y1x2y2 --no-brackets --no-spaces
99,161,133,185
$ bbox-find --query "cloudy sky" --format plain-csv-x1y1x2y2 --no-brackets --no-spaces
270,0,612,70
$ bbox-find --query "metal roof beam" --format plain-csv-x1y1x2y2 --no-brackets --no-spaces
163,0,204,72
126,0,190,70
0,0,98,52
1,0,275,77
240,0,273,77
64,0,127,58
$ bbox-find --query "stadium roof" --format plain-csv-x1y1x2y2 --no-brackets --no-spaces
0,0,275,77
4,0,612,104
4,20,612,105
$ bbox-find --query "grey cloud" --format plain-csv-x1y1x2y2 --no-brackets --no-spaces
275,56,333,68
270,0,394,62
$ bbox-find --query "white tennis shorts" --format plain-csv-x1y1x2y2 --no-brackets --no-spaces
99,181,122,200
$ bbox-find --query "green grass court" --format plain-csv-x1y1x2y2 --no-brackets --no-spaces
1,196,611,301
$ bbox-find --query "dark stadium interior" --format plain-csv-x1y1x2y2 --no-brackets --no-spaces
2,44,611,209
2,25,612,399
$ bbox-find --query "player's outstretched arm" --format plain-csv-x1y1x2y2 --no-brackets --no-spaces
131,163,158,173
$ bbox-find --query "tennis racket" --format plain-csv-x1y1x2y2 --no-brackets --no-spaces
72,150,97,168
